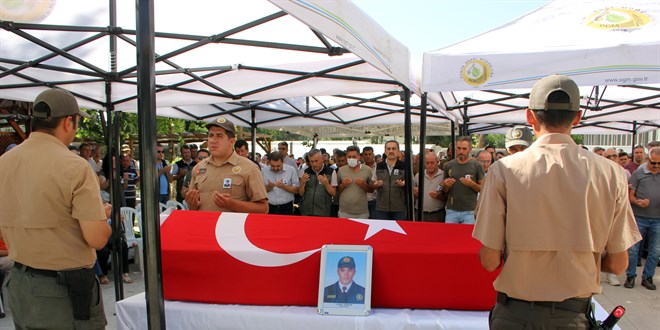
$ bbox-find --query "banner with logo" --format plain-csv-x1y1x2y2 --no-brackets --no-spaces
422,0,660,92
161,211,498,310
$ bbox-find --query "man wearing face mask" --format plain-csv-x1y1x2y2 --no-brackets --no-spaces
337,146,374,219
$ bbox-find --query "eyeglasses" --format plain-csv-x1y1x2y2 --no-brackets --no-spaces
157,150,164,153
649,161,660,165
605,155,617,159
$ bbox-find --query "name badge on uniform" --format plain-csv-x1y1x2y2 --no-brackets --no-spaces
393,169,399,175
283,179,289,185
223,178,232,189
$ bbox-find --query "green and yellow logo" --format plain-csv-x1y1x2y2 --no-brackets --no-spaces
586,8,652,31
0,0,56,23
461,58,492,87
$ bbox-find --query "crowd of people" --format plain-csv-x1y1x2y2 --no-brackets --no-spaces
0,76,657,328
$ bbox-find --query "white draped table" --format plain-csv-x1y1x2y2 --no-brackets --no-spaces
116,293,617,330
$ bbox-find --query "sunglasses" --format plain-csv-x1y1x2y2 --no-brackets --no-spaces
649,161,660,165
605,155,617,159
157,150,164,153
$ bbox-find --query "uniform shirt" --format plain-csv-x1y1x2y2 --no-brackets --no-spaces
262,163,299,205
414,170,445,212
0,132,106,270
189,151,268,212
629,165,660,218
473,133,641,301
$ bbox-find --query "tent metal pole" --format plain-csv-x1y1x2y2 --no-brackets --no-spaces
251,108,257,160
136,0,166,329
415,93,428,222
631,121,638,154
403,88,414,221
450,121,456,160
107,0,125,302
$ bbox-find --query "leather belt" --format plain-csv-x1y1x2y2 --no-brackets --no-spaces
14,262,58,278
269,201,293,208
423,210,443,214
496,292,591,314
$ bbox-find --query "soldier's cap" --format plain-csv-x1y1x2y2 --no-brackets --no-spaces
206,116,236,135
528,74,580,111
337,256,356,269
505,125,534,149
33,89,90,119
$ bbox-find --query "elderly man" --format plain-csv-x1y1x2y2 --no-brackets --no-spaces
624,147,660,290
262,151,299,215
414,152,446,222
473,75,640,328
0,89,112,329
185,117,268,213
505,125,534,155
475,150,493,174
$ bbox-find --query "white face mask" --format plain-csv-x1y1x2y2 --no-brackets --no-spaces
347,158,359,168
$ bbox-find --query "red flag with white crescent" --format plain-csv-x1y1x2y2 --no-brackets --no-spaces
161,211,498,310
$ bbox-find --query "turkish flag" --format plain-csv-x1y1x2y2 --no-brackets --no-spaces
161,211,498,310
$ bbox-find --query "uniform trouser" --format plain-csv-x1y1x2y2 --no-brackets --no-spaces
489,298,590,329
6,266,107,330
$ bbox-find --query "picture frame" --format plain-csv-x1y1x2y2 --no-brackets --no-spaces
317,244,373,316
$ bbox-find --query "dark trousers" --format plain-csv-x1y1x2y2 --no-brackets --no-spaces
374,210,406,221
269,201,294,215
490,293,590,329
159,194,169,204
96,240,130,275
368,200,377,219
421,209,446,223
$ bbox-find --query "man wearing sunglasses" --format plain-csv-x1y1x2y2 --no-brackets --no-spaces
157,145,172,203
625,147,660,290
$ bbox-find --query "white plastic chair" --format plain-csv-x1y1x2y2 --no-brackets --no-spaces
166,200,188,210
120,207,143,273
159,202,168,213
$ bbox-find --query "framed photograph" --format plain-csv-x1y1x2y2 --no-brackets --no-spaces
317,244,373,316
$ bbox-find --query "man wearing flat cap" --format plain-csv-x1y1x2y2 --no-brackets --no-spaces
504,125,534,155
323,256,366,304
185,117,268,213
473,75,641,328
0,88,112,329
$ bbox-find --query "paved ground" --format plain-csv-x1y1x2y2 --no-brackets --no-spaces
1,263,658,329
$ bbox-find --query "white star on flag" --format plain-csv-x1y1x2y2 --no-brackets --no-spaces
347,218,407,240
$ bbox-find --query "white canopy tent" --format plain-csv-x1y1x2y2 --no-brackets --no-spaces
422,0,660,134
1,0,451,130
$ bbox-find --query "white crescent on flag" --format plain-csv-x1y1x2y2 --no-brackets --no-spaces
215,213,407,267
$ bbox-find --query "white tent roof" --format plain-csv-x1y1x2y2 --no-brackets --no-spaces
1,0,444,129
421,0,659,134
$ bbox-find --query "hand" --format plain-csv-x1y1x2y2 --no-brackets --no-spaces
317,174,329,185
443,178,456,190
459,176,474,187
395,179,405,187
413,187,419,196
123,172,129,181
103,203,112,219
185,188,201,210
267,180,276,190
180,168,188,176
274,180,285,188
373,179,384,188
212,191,232,209
635,198,650,208
342,178,352,186
300,173,310,184
429,191,440,199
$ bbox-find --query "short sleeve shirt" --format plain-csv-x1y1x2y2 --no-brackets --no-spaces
414,170,445,212
443,158,484,211
189,151,268,212
337,164,373,214
473,134,641,301
629,166,660,218
0,132,106,270
262,164,300,205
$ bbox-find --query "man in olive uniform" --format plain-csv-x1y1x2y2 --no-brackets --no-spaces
323,256,366,304
185,117,268,213
0,89,112,329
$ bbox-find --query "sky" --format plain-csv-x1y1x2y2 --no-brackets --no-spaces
352,0,549,59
